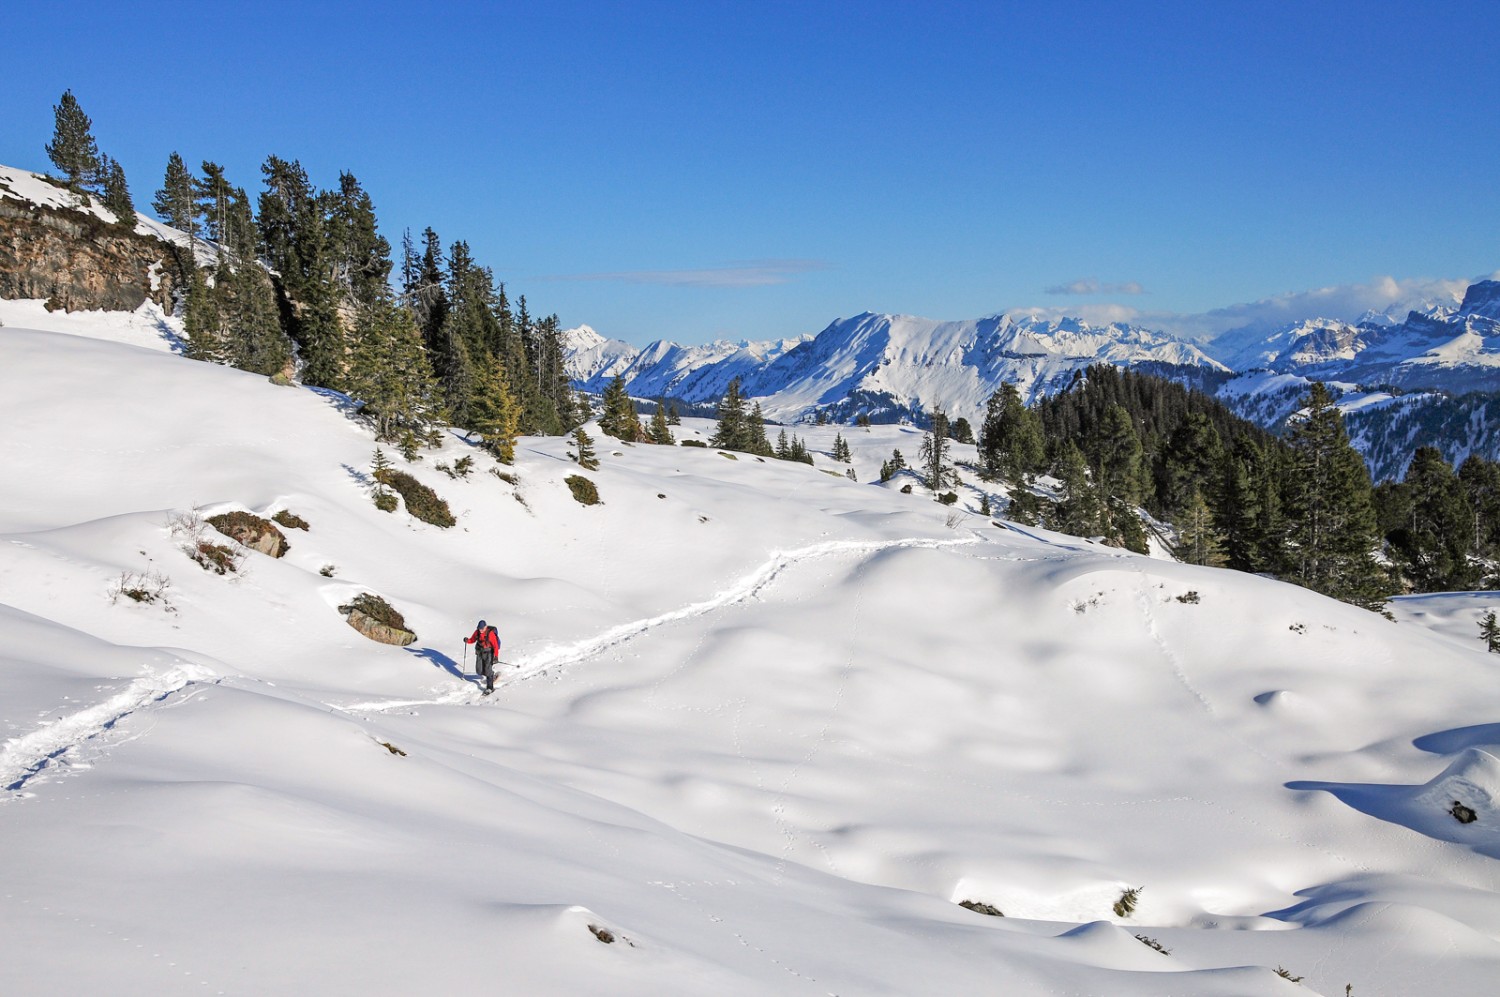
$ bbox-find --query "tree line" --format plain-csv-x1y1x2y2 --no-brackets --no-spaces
42,90,581,462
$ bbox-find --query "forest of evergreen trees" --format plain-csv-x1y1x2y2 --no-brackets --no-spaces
41,90,582,463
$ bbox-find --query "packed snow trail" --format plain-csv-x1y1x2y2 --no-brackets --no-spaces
0,664,217,797
341,535,980,712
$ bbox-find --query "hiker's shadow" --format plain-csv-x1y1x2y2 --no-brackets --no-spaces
405,646,483,687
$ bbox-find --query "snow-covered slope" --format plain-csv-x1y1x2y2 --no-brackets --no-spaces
6,311,1500,995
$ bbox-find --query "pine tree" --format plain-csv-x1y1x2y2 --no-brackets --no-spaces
711,378,749,450
775,429,791,460
979,383,1044,485
1051,440,1106,538
181,266,221,362
470,357,523,463
345,298,443,442
919,411,956,493
327,171,392,310
648,404,674,445
1480,611,1500,654
833,432,851,462
221,187,289,375
667,403,681,426
1091,404,1145,507
571,427,599,470
746,403,771,456
599,376,640,441
99,155,135,228
44,90,101,191
950,417,974,444
1175,488,1227,566
153,152,196,240
196,162,233,244
1390,447,1479,592
1284,383,1387,607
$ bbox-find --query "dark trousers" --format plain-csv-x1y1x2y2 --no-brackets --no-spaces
476,647,495,690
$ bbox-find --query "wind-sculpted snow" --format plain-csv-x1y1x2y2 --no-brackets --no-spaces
8,316,1500,994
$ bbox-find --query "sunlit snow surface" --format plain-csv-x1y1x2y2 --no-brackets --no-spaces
3,307,1500,995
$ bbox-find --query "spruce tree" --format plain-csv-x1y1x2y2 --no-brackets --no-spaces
711,378,749,450
1391,447,1478,592
1284,383,1387,607
44,90,101,191
1051,440,1105,538
600,376,640,441
833,432,851,462
470,357,523,463
181,266,221,362
196,162,233,244
346,298,443,442
221,187,289,375
747,403,771,455
649,404,674,445
979,383,1044,485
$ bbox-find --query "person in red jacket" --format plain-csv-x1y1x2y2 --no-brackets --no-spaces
464,619,502,694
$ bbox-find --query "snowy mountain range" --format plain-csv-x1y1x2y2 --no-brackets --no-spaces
565,280,1500,477
568,312,1228,424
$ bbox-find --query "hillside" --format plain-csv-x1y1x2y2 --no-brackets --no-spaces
5,306,1500,994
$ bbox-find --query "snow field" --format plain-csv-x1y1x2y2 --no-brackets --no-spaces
4,310,1500,993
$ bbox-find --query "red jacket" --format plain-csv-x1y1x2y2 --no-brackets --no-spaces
465,626,500,654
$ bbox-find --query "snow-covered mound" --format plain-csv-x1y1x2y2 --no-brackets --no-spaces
6,314,1500,995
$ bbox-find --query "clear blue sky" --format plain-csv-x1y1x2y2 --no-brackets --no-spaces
3,1,1497,345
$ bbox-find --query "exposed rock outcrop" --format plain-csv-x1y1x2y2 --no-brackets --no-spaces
206,511,289,558
0,191,184,313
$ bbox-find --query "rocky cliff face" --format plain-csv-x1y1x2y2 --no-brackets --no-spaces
0,176,185,313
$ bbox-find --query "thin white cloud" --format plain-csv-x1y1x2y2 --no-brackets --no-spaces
1045,277,1146,296
542,259,830,289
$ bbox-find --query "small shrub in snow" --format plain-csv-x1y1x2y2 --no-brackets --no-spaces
491,468,518,485
319,564,337,577
565,474,601,506
272,509,309,531
588,924,615,944
1273,966,1304,983
1134,935,1169,955
192,540,240,574
938,491,958,505
374,489,398,513
719,451,738,460
109,569,171,607
900,483,913,494
958,900,1003,917
375,467,456,527
1289,623,1306,634
268,371,293,387
378,740,407,756
1112,886,1141,918
1176,590,1201,604
570,427,600,470
681,439,707,448
1451,801,1478,824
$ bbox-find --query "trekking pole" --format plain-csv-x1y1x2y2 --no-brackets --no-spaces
462,642,468,674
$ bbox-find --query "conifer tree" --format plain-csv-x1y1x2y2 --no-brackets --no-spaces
99,155,136,227
327,171,392,310
1051,440,1106,538
1480,611,1500,654
747,403,772,456
196,162,233,244
667,403,681,426
649,404,674,445
1284,383,1387,606
469,356,523,463
1175,488,1227,566
571,427,599,470
920,411,956,493
775,429,791,460
711,378,750,450
45,90,101,191
182,266,221,362
153,152,197,239
345,298,443,441
833,432,851,462
1387,447,1478,592
949,417,975,444
600,376,640,441
220,187,288,375
979,383,1044,485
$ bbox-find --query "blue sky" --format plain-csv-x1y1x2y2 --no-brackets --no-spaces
3,1,1497,345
